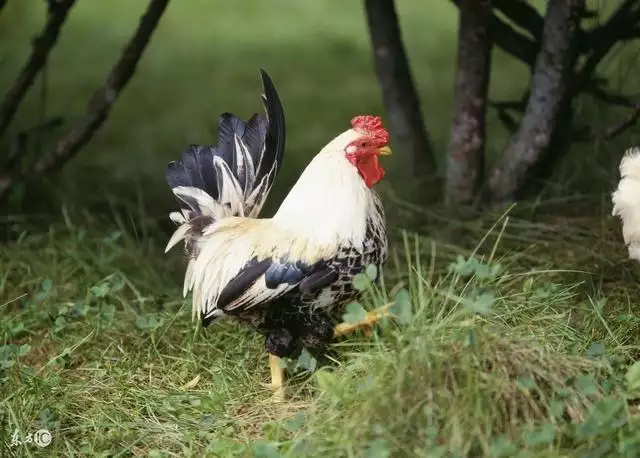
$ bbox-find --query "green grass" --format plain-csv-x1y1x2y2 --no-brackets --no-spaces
2,201,640,457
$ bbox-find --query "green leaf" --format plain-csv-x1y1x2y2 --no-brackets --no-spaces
250,440,281,458
576,398,627,439
108,273,125,292
523,423,556,447
342,302,367,324
587,341,606,359
295,349,317,372
626,361,640,392
365,439,390,458
465,291,494,315
489,435,518,458
17,344,31,357
135,314,164,331
390,288,412,324
53,316,67,332
365,264,378,281
91,283,110,298
448,255,477,276
100,304,116,323
549,400,565,419
352,272,372,292
575,375,600,396
517,375,537,390
283,412,306,432
0,345,12,361
35,279,53,301
10,322,25,337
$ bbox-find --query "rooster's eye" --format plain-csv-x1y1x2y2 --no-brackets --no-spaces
360,141,368,147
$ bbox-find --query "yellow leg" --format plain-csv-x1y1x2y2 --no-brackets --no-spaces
265,353,285,402
333,303,392,338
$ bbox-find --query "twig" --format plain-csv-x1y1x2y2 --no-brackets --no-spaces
0,0,170,202
450,0,538,69
578,0,640,82
31,0,170,176
584,86,638,107
3,118,63,172
493,0,544,41
599,103,640,140
0,0,75,139
494,108,519,133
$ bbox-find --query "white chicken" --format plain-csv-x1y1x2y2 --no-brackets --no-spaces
164,70,392,398
612,147,640,261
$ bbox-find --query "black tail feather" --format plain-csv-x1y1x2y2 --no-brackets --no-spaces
165,69,286,222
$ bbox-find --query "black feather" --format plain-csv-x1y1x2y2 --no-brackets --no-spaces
208,256,332,320
215,258,272,314
165,69,286,222
299,268,339,293
256,69,285,189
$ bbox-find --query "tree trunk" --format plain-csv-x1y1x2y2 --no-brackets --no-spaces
363,0,436,175
445,0,492,205
487,0,585,203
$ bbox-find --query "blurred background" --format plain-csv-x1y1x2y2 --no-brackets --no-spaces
0,0,540,217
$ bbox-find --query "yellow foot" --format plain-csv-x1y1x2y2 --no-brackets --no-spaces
333,303,392,338
262,353,285,402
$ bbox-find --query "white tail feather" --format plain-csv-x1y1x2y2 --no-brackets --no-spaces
612,147,640,261
165,224,190,253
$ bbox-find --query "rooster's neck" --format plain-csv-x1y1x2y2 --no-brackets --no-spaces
273,150,379,249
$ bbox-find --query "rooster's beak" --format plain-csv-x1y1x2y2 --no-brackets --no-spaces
377,146,392,156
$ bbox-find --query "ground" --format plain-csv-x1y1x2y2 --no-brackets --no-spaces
3,201,640,457
2,0,640,456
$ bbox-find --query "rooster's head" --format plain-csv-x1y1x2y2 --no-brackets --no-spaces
343,115,392,188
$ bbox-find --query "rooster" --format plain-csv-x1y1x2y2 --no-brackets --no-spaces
164,70,392,398
612,147,640,261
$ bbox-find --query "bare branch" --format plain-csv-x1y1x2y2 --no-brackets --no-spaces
446,0,493,204
579,0,640,81
0,0,170,202
489,13,539,69
31,0,170,176
450,0,538,69
487,0,585,203
493,106,520,133
601,103,640,139
584,86,639,107
364,0,435,174
570,103,640,142
493,0,544,41
0,0,75,139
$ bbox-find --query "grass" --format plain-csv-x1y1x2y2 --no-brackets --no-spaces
2,200,640,457
2,0,640,456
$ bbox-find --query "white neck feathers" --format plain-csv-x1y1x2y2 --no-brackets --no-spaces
273,129,376,248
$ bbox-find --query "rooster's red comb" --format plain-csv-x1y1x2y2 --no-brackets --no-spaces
351,115,389,146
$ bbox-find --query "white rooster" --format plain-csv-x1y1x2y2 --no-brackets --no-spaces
164,70,392,398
